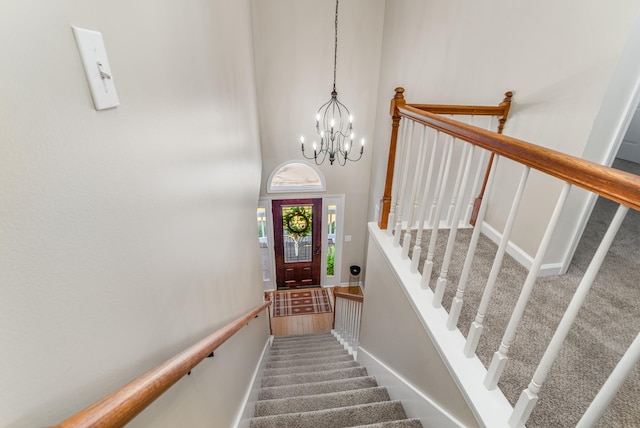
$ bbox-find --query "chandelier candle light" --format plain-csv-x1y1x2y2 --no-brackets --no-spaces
300,0,364,166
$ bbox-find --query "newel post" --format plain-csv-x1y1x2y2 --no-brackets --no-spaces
378,87,406,229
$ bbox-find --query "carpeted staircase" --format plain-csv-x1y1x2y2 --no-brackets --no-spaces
249,332,423,428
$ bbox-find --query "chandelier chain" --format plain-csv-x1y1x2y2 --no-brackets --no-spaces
333,0,339,91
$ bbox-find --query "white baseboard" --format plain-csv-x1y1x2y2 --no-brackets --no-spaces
357,346,466,428
233,337,272,428
480,221,563,277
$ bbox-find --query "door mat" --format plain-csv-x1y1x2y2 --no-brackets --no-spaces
273,288,332,317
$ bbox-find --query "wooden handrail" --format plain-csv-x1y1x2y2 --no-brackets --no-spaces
378,88,512,229
53,301,271,428
400,105,640,211
334,291,364,303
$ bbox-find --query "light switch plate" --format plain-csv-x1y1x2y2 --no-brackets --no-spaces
72,26,120,110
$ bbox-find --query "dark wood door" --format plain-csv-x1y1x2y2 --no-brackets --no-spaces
272,199,322,288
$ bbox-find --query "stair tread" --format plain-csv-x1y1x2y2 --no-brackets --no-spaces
265,348,349,362
261,366,368,388
263,360,359,377
272,335,338,344
249,400,409,428
269,342,345,354
254,386,391,416
351,419,424,428
265,353,353,369
271,334,335,345
257,376,379,400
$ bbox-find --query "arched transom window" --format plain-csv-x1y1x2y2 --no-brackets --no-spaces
267,161,326,193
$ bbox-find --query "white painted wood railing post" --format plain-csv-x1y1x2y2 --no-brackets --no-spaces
576,332,640,428
387,120,408,236
447,155,500,331
402,124,428,259
393,121,416,246
465,117,495,223
420,136,454,290
410,131,439,274
446,116,474,226
464,165,530,357
508,204,629,428
433,144,475,307
485,183,571,389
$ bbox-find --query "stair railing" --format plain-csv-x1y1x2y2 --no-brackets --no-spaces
378,87,513,231
374,87,640,427
332,290,364,358
52,301,270,428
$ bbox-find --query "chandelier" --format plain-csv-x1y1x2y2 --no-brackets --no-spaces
300,0,364,166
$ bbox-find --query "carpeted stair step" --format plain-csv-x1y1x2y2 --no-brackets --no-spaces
271,332,334,341
270,334,336,347
261,366,368,388
254,386,391,416
263,360,359,377
351,420,425,427
268,341,345,355
265,348,349,362
265,353,353,369
249,401,409,428
250,333,422,427
257,376,379,401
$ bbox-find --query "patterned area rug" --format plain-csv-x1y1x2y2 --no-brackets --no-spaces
273,288,332,317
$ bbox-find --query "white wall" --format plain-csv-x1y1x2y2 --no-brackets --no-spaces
369,0,640,261
359,236,480,427
0,1,267,427
251,0,385,283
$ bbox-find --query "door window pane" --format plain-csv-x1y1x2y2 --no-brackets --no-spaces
281,205,313,263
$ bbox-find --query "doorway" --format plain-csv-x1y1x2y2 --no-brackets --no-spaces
272,198,322,288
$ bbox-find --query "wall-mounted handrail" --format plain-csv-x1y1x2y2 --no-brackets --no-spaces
52,301,270,428
399,104,640,211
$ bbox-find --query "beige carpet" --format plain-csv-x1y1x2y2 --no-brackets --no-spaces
407,158,639,427
249,333,422,427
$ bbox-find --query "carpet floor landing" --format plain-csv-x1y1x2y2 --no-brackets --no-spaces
249,333,423,428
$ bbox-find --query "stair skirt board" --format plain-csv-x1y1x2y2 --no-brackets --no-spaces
357,346,465,428
234,337,272,428
237,333,427,428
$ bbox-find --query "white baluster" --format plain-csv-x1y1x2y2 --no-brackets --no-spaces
485,183,571,389
465,166,530,357
387,120,408,236
402,125,428,259
465,149,489,224
446,116,474,226
411,131,439,274
508,204,629,428
447,155,500,331
465,117,495,224
393,121,416,247
577,332,640,428
421,136,454,290
428,133,449,226
433,143,475,308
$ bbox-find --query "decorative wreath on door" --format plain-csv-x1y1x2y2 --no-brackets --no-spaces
283,206,312,237
283,206,312,257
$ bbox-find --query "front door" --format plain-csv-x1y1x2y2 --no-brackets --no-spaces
272,199,322,288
